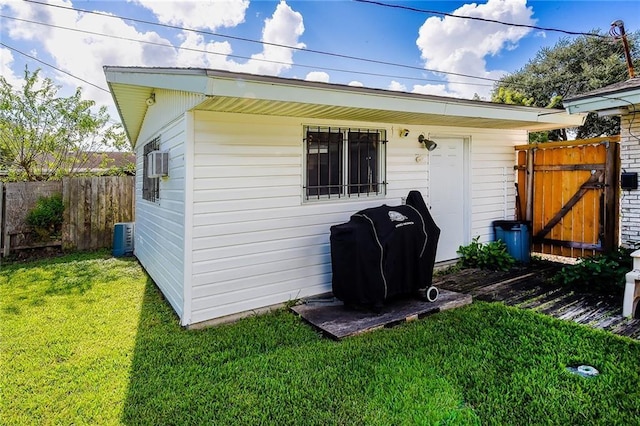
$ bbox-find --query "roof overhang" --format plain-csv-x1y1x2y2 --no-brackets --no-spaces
564,92,640,115
564,79,640,115
104,67,586,146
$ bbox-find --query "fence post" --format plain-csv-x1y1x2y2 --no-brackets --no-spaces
1,182,9,258
0,182,4,258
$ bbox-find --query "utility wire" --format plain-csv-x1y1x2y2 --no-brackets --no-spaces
1,14,497,88
21,0,506,83
0,42,110,93
354,0,608,38
6,1,631,104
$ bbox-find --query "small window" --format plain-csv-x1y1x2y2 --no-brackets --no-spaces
142,137,160,202
304,126,386,200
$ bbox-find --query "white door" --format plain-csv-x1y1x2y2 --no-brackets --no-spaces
429,137,468,262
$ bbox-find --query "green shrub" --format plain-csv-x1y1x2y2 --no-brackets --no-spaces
457,236,516,271
25,193,64,239
553,247,634,290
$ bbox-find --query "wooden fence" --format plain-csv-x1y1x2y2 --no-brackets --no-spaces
62,176,135,251
0,176,135,256
515,136,620,258
1,181,62,256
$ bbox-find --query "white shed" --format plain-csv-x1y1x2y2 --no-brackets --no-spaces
104,67,585,327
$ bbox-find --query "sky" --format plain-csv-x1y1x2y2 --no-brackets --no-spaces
1,0,639,126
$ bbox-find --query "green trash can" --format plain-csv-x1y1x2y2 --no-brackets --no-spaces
493,220,531,263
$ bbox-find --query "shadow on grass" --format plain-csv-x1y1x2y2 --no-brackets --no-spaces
120,271,640,425
120,279,329,425
1,250,128,312
120,280,481,425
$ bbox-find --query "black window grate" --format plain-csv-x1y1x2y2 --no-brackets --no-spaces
142,137,160,202
304,126,386,200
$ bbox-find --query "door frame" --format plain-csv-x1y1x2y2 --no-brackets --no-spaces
428,135,471,261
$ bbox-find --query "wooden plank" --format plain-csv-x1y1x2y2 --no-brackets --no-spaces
603,142,619,252
98,176,107,249
534,171,603,240
77,178,87,250
106,177,116,248
584,145,602,257
68,178,78,250
11,241,62,250
90,177,99,249
63,179,70,250
516,151,527,221
532,238,602,251
291,290,473,340
533,164,605,172
532,148,544,253
0,182,4,257
514,135,620,151
526,148,534,222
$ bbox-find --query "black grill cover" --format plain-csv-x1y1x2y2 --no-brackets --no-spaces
330,191,440,309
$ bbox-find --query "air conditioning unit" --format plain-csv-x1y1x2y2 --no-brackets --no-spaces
112,222,134,257
148,150,169,178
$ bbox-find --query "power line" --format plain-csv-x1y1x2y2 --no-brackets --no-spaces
353,0,608,38
22,0,502,84
6,1,629,102
0,42,110,93
1,14,497,89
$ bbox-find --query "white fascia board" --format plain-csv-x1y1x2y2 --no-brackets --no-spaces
442,103,586,127
207,76,585,127
564,91,640,114
105,68,210,94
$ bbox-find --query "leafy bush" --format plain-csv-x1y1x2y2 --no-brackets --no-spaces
457,236,516,271
553,247,634,290
25,193,64,239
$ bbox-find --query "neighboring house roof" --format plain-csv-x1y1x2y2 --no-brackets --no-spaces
36,151,135,173
564,77,640,114
73,151,135,172
104,67,586,146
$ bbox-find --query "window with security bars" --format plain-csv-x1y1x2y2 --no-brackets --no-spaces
304,126,386,200
142,137,160,202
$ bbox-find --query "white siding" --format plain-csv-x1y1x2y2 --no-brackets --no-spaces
136,89,205,145
468,128,524,242
187,111,527,324
134,98,189,322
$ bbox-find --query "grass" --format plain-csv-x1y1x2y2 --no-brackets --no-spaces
2,251,640,425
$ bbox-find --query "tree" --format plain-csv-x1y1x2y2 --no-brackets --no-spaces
492,30,639,141
0,67,128,181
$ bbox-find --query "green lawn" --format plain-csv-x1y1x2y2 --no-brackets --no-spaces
2,251,639,425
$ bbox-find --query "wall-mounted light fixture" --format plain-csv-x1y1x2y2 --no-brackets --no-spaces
399,128,410,138
418,134,437,151
145,93,156,106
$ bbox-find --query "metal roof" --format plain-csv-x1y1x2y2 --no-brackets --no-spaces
104,67,586,146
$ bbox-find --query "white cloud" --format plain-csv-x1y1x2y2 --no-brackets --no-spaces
175,1,305,76
415,0,534,99
231,0,305,75
388,80,407,92
0,0,178,112
411,83,450,97
175,31,234,69
305,71,329,83
0,47,23,89
348,81,364,87
0,0,305,123
132,0,249,31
